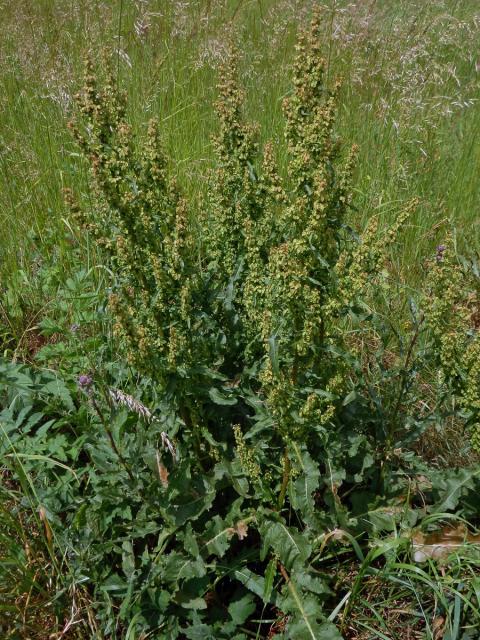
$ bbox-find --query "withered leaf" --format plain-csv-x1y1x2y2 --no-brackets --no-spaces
412,524,480,563
156,451,169,488
235,521,248,540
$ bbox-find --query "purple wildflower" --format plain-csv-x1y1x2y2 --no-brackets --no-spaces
435,244,446,262
78,374,93,390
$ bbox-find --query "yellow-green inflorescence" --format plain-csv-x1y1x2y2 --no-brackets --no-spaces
209,49,259,280
233,425,261,483
256,12,371,439
68,13,477,454
69,55,203,385
425,242,480,449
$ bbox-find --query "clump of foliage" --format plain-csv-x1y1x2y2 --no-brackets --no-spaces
2,10,480,639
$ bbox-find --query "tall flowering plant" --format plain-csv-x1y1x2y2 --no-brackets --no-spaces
64,11,479,637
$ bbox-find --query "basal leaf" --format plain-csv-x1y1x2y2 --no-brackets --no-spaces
183,523,200,557
234,568,266,600
41,378,75,411
161,553,206,584
260,519,311,571
279,586,326,640
183,623,216,640
430,468,480,514
286,619,343,640
263,557,277,602
203,515,232,557
178,596,207,610
167,482,216,527
228,593,256,625
294,570,331,597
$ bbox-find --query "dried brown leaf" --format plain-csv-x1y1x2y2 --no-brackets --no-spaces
235,521,248,540
412,524,480,562
156,451,169,488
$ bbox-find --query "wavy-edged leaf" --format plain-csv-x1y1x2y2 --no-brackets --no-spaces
41,378,75,411
263,557,277,602
228,593,256,625
289,444,320,518
286,618,343,640
203,515,233,557
261,519,311,571
161,552,206,584
295,570,331,597
234,568,266,600
183,623,216,640
430,467,480,514
279,575,340,640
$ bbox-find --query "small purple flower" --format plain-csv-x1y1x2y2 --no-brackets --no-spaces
436,244,446,262
70,323,80,333
78,374,93,390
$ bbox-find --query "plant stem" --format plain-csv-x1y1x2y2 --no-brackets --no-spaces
277,447,291,510
380,312,425,488
388,312,425,444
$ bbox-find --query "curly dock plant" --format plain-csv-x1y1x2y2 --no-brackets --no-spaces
64,11,480,638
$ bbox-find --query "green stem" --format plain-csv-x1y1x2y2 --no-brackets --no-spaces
277,447,291,510
180,403,207,471
380,313,425,488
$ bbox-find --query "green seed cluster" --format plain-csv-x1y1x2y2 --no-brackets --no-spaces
69,56,204,385
209,50,260,280
233,425,261,482
425,243,480,449
68,10,476,454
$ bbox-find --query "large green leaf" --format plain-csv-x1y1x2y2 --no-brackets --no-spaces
279,582,340,640
430,467,480,513
260,519,311,571
41,378,75,411
161,552,206,584
289,444,320,517
234,568,266,600
183,623,216,640
263,557,277,602
203,515,233,557
286,619,343,640
294,570,331,597
166,474,216,527
208,387,238,406
228,593,256,625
